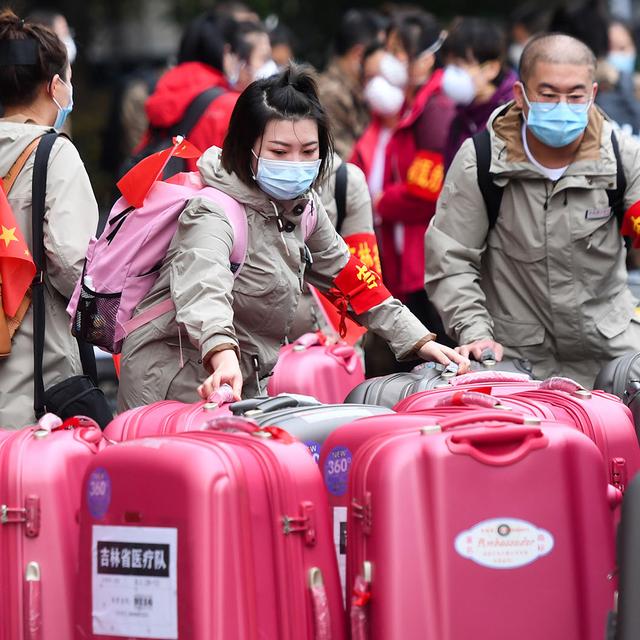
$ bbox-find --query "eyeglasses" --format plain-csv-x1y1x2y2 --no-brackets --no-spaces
521,84,593,114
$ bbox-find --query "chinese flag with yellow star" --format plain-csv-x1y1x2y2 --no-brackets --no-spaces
0,184,35,317
622,202,640,248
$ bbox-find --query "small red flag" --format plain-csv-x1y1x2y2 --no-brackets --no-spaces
116,136,203,208
621,201,640,248
0,185,36,317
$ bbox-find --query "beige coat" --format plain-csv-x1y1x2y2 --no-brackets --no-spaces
289,154,375,338
118,147,430,409
425,102,640,387
0,117,98,428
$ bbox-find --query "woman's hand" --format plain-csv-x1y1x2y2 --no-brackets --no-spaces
417,341,471,374
197,349,243,401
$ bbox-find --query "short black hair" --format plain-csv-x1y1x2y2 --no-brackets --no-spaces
392,9,441,60
334,9,381,57
177,11,230,71
509,3,551,36
221,64,334,188
519,32,597,83
443,17,507,65
548,0,609,59
229,20,268,64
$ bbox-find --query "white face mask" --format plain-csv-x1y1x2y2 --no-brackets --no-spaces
254,59,279,80
442,65,476,105
379,53,409,88
63,36,77,65
364,76,405,117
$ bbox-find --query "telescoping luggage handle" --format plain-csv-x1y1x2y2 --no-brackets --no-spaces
424,411,550,466
203,416,297,443
434,390,507,409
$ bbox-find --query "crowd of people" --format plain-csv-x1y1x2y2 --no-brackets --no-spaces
1,0,640,428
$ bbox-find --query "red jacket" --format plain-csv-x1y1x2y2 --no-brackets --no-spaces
142,62,239,172
351,70,455,297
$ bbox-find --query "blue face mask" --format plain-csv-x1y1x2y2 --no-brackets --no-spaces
523,88,590,148
608,51,637,75
252,152,321,200
52,79,73,130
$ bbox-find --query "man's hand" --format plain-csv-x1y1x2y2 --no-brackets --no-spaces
418,341,471,374
198,349,243,401
456,339,504,362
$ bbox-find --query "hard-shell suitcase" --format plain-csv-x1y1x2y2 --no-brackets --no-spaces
75,417,345,640
0,415,105,640
268,332,365,403
346,363,534,408
594,352,640,437
347,411,618,640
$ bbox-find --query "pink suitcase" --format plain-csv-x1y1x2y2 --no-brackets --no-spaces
75,416,345,640
346,411,618,640
103,385,236,441
268,332,364,404
0,415,105,640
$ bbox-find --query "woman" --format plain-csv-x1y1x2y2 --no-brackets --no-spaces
0,10,98,427
441,17,518,167
118,65,468,409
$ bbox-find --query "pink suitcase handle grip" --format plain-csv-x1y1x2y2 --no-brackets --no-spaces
327,344,359,374
447,426,548,466
204,416,296,443
205,384,235,406
434,391,504,409
435,410,539,432
350,573,371,640
538,377,592,398
309,568,332,640
449,371,531,386
23,562,42,640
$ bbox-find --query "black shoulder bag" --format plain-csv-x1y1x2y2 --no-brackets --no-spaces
32,132,113,428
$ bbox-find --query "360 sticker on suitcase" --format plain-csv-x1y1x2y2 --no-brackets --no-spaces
454,518,554,569
92,525,178,639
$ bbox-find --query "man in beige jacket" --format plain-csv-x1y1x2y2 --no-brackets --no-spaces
425,33,640,387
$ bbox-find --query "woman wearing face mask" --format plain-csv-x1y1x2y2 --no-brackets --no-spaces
351,11,457,357
0,10,99,427
442,17,518,168
226,21,279,92
117,65,470,409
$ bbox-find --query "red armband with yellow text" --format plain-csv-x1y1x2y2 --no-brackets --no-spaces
621,202,640,248
405,150,445,202
343,232,382,276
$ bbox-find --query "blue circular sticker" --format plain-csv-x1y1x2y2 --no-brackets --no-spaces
304,440,321,465
87,467,111,519
323,446,353,496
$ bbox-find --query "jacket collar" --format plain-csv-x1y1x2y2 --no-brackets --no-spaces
488,100,616,181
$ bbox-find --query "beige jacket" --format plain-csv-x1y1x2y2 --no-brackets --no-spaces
289,154,375,338
425,102,640,387
118,147,430,409
0,117,98,428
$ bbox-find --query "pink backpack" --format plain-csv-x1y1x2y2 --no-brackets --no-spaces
67,171,316,354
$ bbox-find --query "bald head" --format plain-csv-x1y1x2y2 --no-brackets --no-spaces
519,33,597,84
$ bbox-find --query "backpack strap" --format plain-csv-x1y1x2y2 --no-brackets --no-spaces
608,131,627,227
170,86,225,138
472,128,504,230
3,136,43,194
334,162,348,235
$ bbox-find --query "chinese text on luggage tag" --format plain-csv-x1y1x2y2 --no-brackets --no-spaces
454,518,554,569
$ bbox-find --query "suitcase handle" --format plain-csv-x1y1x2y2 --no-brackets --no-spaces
309,568,332,640
204,416,296,443
23,562,42,640
434,391,506,409
327,344,359,374
447,425,548,466
538,377,592,399
478,348,497,365
449,371,531,386
435,411,540,431
350,570,371,640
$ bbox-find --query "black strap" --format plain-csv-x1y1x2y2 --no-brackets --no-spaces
474,128,627,231
32,132,98,418
472,129,503,230
608,131,627,226
335,162,348,235
169,86,225,138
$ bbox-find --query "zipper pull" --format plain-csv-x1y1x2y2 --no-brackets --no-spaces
251,355,262,394
275,215,290,256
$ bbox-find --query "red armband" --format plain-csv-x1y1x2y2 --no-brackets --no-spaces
621,202,640,248
343,232,382,276
405,150,445,203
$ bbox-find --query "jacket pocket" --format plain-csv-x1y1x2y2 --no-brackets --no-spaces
492,314,546,347
595,289,637,339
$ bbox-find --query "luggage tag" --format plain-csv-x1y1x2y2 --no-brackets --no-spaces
585,207,612,220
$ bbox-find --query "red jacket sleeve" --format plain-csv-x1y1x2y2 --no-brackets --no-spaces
377,184,437,224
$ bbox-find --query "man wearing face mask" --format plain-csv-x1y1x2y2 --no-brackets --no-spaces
441,18,518,169
425,33,640,387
